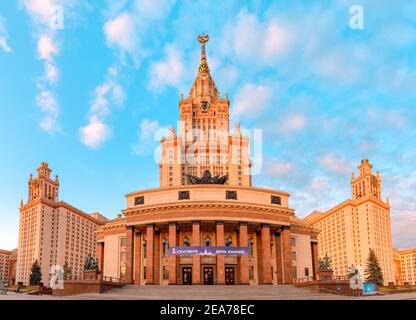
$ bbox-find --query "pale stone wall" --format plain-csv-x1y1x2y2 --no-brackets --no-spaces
292,233,313,279
398,249,416,285
125,185,290,210
103,234,122,279
0,250,11,281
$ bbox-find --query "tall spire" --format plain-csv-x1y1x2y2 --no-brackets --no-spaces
188,34,219,100
197,34,210,74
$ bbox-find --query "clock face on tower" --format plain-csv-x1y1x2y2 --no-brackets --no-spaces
200,101,209,112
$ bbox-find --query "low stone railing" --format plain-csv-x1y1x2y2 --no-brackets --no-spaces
293,276,363,297
52,273,125,296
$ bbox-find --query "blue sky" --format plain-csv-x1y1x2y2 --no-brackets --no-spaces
1,0,416,250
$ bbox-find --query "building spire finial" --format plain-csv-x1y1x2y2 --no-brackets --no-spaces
197,34,210,74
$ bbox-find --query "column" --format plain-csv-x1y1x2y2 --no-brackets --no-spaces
96,242,104,275
146,224,154,285
281,226,292,284
168,222,178,285
134,231,141,285
192,221,201,284
311,241,319,280
275,233,283,284
256,231,263,284
153,230,160,285
125,226,134,284
239,223,249,284
216,221,225,284
260,224,272,284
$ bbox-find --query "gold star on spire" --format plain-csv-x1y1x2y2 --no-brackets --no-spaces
198,33,210,74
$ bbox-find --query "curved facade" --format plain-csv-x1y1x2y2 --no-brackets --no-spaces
97,35,318,285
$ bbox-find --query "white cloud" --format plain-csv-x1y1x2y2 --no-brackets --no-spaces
80,70,125,149
37,35,58,61
263,22,288,59
132,119,169,155
279,113,307,134
45,61,59,83
104,12,137,54
319,153,352,176
80,117,111,149
223,10,291,64
21,0,73,133
90,80,125,119
0,37,11,53
232,83,273,119
0,14,12,53
148,45,184,92
134,0,176,20
268,160,297,177
36,90,60,133
22,0,54,22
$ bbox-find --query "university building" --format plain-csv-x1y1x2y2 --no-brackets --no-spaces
16,162,108,285
394,248,416,285
97,35,319,285
305,159,395,284
0,249,11,282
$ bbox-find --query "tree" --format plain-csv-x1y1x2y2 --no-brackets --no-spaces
63,261,72,280
364,248,384,286
29,260,42,285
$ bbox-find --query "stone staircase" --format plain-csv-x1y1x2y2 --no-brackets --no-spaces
69,285,351,300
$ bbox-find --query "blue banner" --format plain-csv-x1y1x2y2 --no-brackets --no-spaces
363,282,377,296
168,246,249,256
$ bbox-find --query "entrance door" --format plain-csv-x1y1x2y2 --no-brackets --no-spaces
203,267,214,285
225,267,235,285
182,267,192,285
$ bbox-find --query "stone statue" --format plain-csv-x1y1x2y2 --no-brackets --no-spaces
186,170,228,185
318,254,333,271
83,254,99,272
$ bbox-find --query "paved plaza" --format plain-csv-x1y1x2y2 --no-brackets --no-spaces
0,285,416,300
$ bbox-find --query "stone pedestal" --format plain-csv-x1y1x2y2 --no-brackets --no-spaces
82,270,101,281
317,270,333,281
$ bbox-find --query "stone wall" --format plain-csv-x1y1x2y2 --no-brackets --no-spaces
52,280,124,296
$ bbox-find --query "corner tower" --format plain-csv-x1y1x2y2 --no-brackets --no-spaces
159,34,251,187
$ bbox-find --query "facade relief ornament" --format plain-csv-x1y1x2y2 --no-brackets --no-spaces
186,170,228,185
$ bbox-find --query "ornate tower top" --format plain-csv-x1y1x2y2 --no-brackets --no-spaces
351,159,382,201
37,162,52,178
188,34,219,100
27,162,60,203
358,159,373,176
197,34,210,74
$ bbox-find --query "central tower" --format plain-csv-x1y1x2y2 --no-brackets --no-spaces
159,34,251,187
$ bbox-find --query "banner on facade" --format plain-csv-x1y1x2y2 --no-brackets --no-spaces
168,246,249,256
362,282,377,296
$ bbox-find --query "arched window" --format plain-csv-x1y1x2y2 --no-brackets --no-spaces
143,240,147,258
225,236,233,247
205,235,212,246
183,236,190,247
